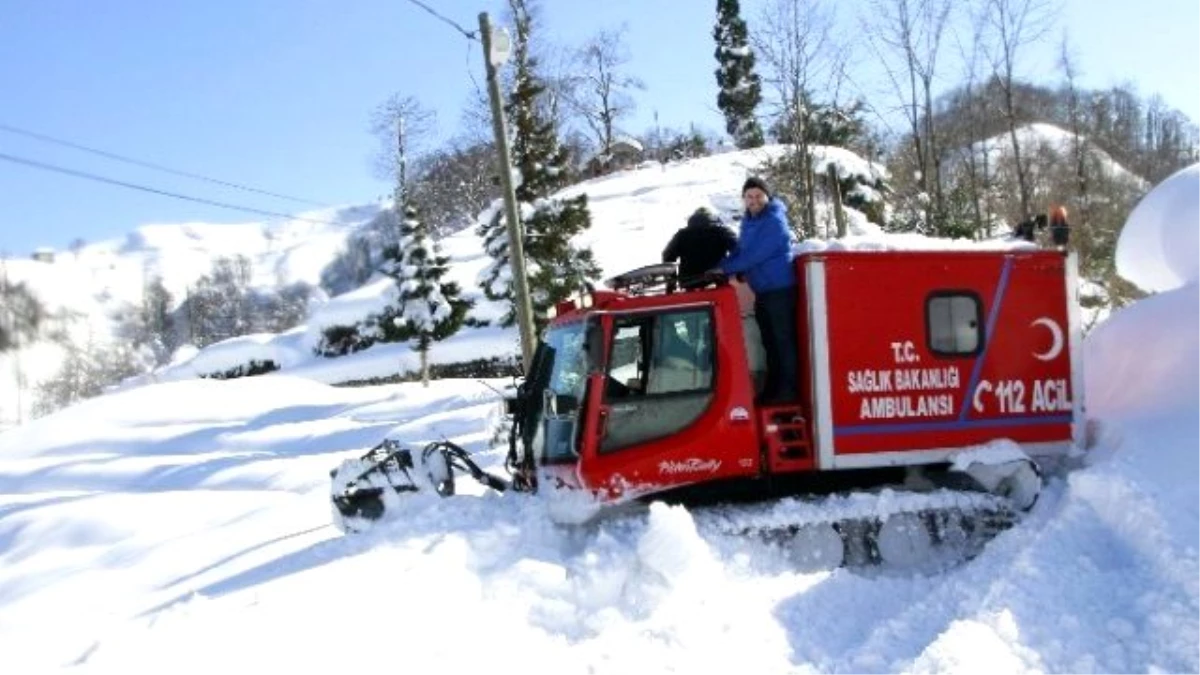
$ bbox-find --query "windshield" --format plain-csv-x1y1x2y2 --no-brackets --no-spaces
522,320,590,464
543,321,589,405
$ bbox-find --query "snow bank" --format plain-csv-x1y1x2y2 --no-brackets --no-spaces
1115,162,1200,292
811,144,890,186
144,329,310,381
304,274,400,333
281,324,518,385
1085,284,1199,421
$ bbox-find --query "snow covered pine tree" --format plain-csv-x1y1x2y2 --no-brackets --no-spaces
477,0,600,331
389,206,472,386
714,0,764,149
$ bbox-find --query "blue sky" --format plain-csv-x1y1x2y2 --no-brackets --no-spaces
0,0,1196,255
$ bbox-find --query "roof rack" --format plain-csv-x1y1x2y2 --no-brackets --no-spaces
604,262,679,296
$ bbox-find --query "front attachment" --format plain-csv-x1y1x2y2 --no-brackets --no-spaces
329,439,510,533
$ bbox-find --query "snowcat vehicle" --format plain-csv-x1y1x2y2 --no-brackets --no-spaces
330,248,1084,568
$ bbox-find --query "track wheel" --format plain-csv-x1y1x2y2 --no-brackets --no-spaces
875,512,935,569
786,523,845,571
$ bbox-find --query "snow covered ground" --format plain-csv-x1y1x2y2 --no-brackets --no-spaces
0,162,1196,672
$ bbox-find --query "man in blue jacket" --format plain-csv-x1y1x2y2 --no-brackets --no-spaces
717,176,798,403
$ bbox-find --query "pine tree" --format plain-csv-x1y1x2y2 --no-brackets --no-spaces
478,0,600,331
714,0,765,149
388,206,472,386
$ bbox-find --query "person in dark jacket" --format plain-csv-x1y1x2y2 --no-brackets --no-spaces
662,207,738,289
718,176,799,403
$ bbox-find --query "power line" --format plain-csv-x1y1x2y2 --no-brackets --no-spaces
0,122,330,207
0,151,346,227
402,0,478,40
466,33,486,101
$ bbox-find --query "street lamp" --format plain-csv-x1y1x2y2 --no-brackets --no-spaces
488,26,512,67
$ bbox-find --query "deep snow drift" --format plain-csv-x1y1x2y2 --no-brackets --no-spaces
1115,162,1200,293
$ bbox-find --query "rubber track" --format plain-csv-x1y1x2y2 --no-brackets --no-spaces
692,489,1021,571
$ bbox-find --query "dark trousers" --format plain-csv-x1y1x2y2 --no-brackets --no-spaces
754,287,799,403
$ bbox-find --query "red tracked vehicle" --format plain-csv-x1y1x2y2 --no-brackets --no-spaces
330,248,1085,567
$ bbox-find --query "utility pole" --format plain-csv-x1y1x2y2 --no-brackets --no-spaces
479,11,536,373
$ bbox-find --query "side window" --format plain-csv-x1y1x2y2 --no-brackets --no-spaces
606,324,646,396
601,309,715,453
647,311,714,394
926,293,983,356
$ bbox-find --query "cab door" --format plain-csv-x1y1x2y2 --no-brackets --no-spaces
577,301,761,496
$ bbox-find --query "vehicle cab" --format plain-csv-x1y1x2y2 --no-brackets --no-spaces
512,265,764,501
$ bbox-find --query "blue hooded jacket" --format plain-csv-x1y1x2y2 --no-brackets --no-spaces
719,198,796,293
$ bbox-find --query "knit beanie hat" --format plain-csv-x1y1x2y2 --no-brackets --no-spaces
687,207,717,229
742,176,771,197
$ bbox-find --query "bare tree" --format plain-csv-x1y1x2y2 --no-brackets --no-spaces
370,94,437,234
457,81,495,146
984,0,1058,219
564,25,645,156
949,2,999,236
409,138,501,237
864,0,953,233
538,42,586,139
1058,32,1092,241
752,0,846,236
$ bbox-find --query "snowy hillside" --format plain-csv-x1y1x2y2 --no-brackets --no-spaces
969,122,1147,187
138,144,1030,389
0,203,387,426
6,147,823,424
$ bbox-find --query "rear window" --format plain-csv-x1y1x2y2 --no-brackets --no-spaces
926,292,983,356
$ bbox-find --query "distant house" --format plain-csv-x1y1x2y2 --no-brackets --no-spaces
586,136,645,177
31,248,54,263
